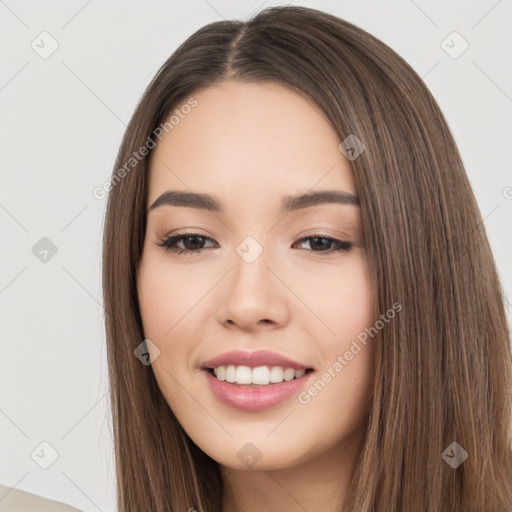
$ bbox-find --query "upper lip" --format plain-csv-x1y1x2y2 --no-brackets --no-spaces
202,350,314,371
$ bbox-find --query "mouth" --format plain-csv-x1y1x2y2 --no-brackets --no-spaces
200,350,315,410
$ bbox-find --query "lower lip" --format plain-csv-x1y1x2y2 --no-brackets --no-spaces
202,369,313,412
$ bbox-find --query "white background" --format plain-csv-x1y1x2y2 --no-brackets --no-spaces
1,1,511,510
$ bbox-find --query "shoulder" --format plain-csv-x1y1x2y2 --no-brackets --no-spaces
0,483,84,512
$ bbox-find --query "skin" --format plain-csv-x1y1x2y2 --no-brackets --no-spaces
137,80,376,512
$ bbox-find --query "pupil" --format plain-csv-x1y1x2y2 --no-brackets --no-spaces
184,236,203,250
311,237,330,250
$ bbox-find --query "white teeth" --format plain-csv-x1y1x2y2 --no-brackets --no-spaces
235,365,252,384
252,366,270,385
283,368,295,381
225,365,236,383
269,366,284,383
210,365,309,385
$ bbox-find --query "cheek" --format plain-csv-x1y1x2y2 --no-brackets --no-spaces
297,253,375,416
137,258,192,415
137,255,205,337
302,252,375,342
136,254,212,400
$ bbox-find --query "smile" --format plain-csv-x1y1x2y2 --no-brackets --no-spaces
201,349,315,411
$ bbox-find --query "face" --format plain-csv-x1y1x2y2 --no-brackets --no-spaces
137,80,375,471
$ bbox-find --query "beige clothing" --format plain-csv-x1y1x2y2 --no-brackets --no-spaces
0,484,83,512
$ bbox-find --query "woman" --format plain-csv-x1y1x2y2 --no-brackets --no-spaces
102,5,512,511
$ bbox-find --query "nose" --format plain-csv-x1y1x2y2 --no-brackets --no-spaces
216,241,290,331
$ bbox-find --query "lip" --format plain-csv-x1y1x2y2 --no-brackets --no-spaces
202,350,313,371
202,368,314,411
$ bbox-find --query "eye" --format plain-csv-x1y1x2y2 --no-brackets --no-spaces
156,231,352,256
156,232,217,255
293,233,352,254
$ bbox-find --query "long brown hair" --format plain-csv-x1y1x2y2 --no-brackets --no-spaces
102,5,512,511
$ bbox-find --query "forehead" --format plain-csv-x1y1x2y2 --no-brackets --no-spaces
148,80,356,207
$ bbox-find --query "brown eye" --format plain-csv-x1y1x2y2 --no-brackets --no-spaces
157,233,217,255
294,235,352,254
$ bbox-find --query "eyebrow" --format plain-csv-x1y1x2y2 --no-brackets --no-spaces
149,189,360,214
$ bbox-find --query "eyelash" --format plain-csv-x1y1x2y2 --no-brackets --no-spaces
156,231,352,256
